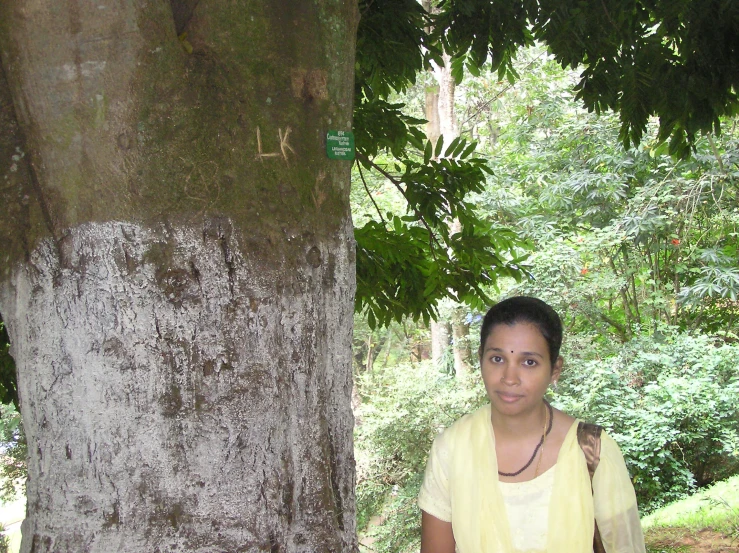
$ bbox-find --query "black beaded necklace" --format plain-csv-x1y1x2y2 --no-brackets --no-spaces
497,400,554,477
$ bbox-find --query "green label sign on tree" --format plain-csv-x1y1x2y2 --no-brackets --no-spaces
326,130,355,160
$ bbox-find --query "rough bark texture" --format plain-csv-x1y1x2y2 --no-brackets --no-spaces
0,1,358,552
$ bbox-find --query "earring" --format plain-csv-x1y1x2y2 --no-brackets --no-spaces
551,380,558,390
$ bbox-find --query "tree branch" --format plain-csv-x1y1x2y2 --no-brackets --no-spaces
357,161,386,225
356,152,444,256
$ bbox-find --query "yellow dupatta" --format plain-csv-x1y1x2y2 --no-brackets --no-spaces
448,405,594,553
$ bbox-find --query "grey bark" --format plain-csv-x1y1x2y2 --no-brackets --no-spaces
429,320,451,369
430,54,458,146
0,1,358,552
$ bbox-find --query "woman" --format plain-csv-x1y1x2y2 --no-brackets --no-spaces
418,296,646,553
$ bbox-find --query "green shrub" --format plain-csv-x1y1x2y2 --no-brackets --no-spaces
0,403,26,502
556,328,739,512
354,363,486,551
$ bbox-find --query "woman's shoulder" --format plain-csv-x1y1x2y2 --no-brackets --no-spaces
570,418,624,455
434,403,490,445
548,407,577,447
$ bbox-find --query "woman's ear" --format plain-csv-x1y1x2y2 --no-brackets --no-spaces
551,356,564,382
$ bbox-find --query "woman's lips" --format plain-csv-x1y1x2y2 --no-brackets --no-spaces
496,391,523,403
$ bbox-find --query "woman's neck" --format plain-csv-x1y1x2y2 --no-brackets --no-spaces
490,401,548,440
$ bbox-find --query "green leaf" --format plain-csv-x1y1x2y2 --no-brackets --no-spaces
460,141,477,159
367,309,376,330
434,135,444,158
444,136,462,158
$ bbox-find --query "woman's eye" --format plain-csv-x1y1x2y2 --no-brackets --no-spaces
523,359,537,367
491,356,503,363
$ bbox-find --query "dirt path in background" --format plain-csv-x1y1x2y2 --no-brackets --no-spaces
646,528,738,552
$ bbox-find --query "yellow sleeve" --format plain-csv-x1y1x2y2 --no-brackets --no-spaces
592,432,646,553
418,429,453,522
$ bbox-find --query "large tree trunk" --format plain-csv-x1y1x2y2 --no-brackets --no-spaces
0,2,358,552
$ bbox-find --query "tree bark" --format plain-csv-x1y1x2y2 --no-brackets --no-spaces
429,320,450,368
0,1,358,552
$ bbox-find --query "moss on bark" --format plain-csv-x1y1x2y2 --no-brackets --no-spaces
0,0,358,274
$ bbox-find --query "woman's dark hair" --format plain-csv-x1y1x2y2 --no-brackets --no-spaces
479,296,563,367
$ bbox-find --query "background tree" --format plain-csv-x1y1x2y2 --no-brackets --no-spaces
352,0,739,331
476,47,739,340
353,0,529,330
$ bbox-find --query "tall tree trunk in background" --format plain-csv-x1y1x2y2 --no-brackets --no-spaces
0,2,358,552
431,55,457,146
432,54,473,376
452,307,472,375
426,72,452,368
423,2,470,374
365,332,375,373
429,319,451,368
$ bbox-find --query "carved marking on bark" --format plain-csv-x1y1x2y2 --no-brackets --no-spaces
278,127,296,165
256,126,295,164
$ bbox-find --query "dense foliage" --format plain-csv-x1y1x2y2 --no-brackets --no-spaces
436,0,739,157
354,0,530,327
0,321,16,408
353,0,739,327
355,365,486,550
0,321,23,502
0,402,24,501
556,329,739,510
482,52,739,339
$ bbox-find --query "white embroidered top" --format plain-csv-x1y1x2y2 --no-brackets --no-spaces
498,467,555,552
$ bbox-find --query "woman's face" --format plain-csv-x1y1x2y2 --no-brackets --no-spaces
480,322,562,418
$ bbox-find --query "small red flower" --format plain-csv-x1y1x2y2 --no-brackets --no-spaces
580,268,589,275
671,238,681,246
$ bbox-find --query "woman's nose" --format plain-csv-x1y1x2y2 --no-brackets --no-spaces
500,364,518,385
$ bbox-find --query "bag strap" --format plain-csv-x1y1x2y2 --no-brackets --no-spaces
577,422,607,553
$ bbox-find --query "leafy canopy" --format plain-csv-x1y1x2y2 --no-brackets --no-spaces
352,0,739,328
436,0,739,157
